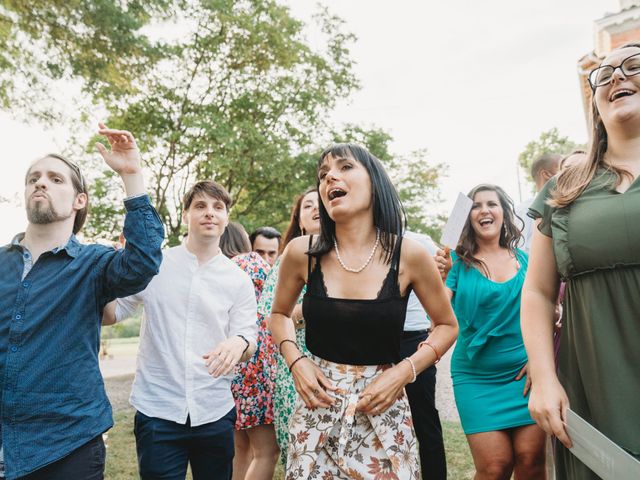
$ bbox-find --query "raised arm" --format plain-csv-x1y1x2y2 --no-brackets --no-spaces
521,222,571,447
269,236,336,408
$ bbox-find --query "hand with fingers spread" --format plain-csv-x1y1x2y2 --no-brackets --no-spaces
435,247,452,281
96,122,142,175
290,357,337,409
203,336,248,378
528,378,572,448
514,362,532,396
355,362,412,416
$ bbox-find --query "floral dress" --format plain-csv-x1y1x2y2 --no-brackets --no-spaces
257,257,309,466
231,252,276,430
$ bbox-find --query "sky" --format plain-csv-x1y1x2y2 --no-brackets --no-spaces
0,0,622,240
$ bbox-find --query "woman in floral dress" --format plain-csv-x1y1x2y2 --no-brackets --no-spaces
257,187,320,467
222,222,277,480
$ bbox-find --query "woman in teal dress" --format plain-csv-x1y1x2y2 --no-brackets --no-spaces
522,43,640,480
442,184,547,479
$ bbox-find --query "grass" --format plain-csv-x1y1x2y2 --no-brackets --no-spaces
105,410,475,479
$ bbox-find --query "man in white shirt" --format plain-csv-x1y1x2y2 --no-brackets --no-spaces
104,180,258,479
403,230,447,480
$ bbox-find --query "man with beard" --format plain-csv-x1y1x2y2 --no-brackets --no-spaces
0,124,164,480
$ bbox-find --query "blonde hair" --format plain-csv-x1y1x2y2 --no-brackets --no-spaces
550,42,640,208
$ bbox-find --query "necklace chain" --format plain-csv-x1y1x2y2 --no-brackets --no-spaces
333,229,380,273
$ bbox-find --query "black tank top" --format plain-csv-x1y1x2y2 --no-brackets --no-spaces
302,235,412,365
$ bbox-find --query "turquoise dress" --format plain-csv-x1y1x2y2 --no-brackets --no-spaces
446,249,535,434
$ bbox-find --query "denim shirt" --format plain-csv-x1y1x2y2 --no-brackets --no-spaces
0,194,164,479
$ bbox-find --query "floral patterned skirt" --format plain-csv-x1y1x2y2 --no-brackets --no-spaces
231,313,277,430
286,355,421,480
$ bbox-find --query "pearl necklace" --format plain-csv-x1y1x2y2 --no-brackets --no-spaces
333,229,380,273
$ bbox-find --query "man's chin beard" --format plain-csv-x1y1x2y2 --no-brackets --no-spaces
26,205,68,226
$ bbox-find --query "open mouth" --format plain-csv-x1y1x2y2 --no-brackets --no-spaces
328,188,347,201
479,218,493,227
312,214,320,221
609,89,636,102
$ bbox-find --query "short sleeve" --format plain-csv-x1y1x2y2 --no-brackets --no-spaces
528,177,557,238
445,251,460,293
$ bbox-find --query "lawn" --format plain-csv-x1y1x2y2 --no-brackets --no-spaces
105,409,475,479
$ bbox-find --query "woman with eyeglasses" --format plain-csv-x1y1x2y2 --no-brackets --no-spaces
522,43,640,479
270,144,458,479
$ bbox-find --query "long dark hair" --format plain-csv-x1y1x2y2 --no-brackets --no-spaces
309,143,406,264
551,42,640,208
281,186,317,253
455,184,522,277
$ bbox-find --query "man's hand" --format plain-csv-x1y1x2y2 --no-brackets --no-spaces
203,336,248,378
96,123,145,196
96,123,142,175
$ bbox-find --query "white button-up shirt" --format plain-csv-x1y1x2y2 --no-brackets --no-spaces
116,244,257,426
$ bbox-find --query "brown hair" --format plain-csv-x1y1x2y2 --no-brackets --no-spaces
281,187,317,253
26,154,89,234
550,42,640,208
182,180,231,211
220,221,251,258
454,184,522,277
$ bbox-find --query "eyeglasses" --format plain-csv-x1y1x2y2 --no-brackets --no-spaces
588,53,640,89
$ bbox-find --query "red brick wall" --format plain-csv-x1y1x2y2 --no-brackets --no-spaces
611,28,640,48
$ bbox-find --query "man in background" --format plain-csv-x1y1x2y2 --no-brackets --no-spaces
249,226,281,266
516,153,561,253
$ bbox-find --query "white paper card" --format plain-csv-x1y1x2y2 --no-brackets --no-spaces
440,193,473,249
566,409,640,480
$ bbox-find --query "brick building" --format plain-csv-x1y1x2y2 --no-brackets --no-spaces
577,0,640,126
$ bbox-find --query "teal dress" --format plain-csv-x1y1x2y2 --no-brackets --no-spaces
446,249,535,434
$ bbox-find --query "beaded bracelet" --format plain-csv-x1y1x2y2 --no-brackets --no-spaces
279,339,299,354
419,340,441,364
288,354,308,373
402,357,417,383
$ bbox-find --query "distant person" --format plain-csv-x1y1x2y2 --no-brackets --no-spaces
516,153,561,253
522,42,640,479
249,226,281,266
103,180,258,480
0,125,164,479
220,221,252,258
438,184,547,479
559,149,587,172
403,230,448,480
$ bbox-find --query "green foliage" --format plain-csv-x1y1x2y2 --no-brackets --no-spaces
82,0,359,244
3,1,447,244
518,128,584,184
0,0,173,121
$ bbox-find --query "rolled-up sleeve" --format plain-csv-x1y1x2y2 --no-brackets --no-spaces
100,195,165,301
228,274,259,345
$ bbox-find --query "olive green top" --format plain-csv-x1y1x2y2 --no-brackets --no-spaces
530,169,640,474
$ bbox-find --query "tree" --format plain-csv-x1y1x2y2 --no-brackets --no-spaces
0,0,173,122
518,128,584,185
82,1,358,244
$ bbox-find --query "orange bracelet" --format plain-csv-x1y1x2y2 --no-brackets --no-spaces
419,340,441,364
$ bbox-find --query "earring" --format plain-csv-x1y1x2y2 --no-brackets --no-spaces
503,224,507,235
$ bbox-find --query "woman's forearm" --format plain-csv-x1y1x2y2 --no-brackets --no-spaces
269,312,300,365
521,288,557,382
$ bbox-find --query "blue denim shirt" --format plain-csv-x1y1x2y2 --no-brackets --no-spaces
0,194,164,479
